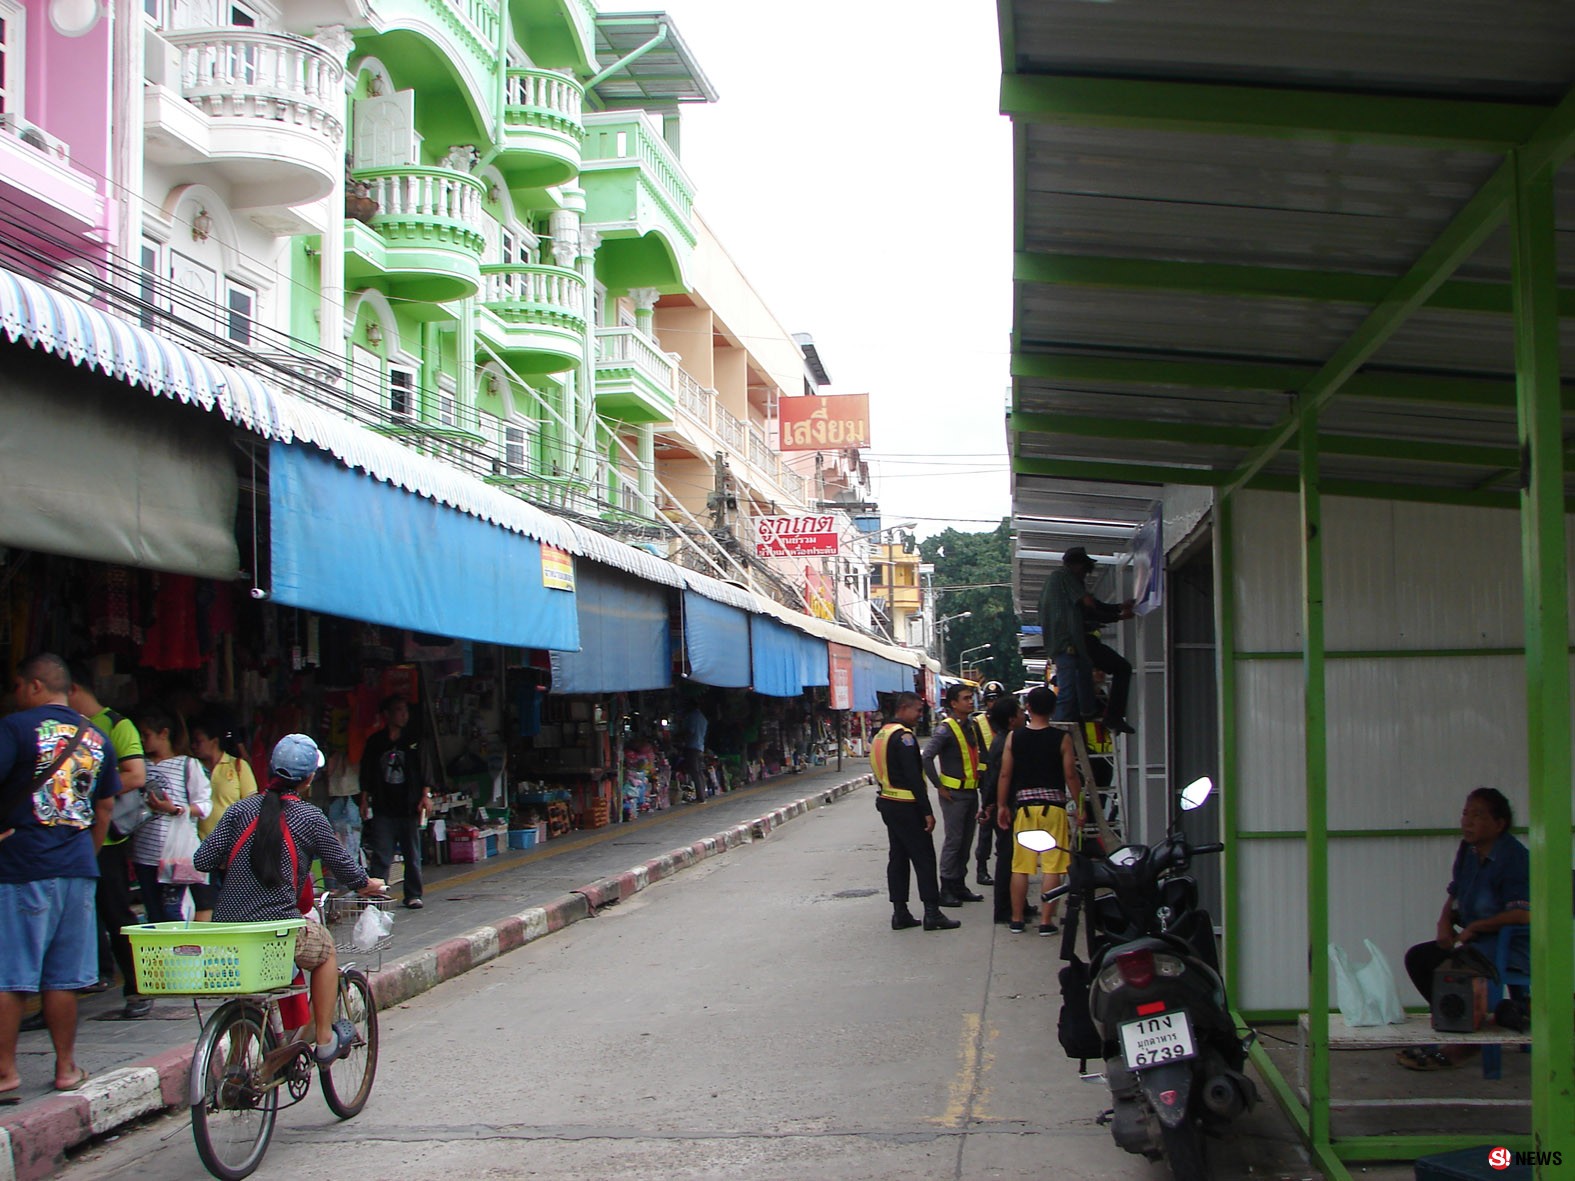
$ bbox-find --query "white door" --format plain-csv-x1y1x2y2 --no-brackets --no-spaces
169,251,219,331
352,90,417,169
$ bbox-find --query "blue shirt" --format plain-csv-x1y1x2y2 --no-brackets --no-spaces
0,706,122,883
683,709,708,752
1449,832,1531,975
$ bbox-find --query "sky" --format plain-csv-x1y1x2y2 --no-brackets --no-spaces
609,1,1015,538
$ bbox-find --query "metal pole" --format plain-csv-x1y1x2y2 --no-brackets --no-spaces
1214,493,1241,994
836,711,843,772
1298,396,1331,1154
1508,146,1575,1176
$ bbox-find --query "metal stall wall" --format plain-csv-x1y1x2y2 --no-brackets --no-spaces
550,565,671,693
1229,489,1574,1013
681,590,752,688
269,443,579,652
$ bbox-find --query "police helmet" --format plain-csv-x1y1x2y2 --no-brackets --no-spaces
981,680,1007,701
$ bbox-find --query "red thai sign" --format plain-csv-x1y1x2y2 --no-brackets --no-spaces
828,643,854,711
754,514,840,559
778,394,870,451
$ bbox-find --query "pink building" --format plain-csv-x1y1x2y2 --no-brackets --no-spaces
0,0,117,268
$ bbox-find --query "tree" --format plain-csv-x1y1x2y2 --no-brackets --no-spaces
920,520,1026,690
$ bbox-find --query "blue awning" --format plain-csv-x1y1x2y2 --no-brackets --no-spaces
850,649,881,712
270,443,579,650
550,566,671,693
682,590,751,687
751,616,824,697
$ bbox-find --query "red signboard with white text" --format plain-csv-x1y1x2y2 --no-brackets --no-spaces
754,514,840,559
778,394,870,451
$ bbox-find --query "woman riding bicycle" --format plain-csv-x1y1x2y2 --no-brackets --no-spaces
193,735,383,1066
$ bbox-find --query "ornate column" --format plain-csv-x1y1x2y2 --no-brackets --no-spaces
636,422,656,513
628,286,660,337
313,23,356,359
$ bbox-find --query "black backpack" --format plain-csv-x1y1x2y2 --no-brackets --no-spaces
1057,955,1103,1062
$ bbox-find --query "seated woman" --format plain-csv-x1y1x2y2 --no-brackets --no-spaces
194,734,384,1065
1398,786,1530,1070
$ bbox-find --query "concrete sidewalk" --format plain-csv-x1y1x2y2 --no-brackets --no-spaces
1,766,872,1181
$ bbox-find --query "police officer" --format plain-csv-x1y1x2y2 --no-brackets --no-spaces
973,681,1009,886
871,692,959,931
922,683,987,908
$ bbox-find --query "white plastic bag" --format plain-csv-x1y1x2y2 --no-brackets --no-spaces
1329,939,1405,1026
158,816,207,885
352,905,393,949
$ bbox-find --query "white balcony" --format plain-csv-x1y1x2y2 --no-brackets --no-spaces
144,29,345,215
664,367,808,507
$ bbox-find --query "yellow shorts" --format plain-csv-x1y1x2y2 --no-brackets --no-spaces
1011,803,1071,876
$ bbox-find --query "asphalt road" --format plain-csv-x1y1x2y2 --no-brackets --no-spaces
59,787,1321,1181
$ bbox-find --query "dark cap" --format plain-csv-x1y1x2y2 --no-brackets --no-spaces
1063,546,1096,568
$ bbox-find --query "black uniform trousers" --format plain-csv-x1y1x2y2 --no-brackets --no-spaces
96,841,141,997
877,797,940,909
976,809,1010,872
1087,634,1132,721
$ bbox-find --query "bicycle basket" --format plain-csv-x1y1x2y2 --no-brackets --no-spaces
122,920,305,995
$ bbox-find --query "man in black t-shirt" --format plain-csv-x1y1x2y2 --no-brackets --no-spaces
358,696,428,910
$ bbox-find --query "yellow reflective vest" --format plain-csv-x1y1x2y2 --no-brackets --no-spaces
871,723,917,802
936,716,982,790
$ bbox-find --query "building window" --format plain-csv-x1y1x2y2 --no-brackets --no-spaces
438,392,456,428
504,425,527,472
226,282,255,345
0,0,23,118
388,366,415,420
138,239,163,329
142,0,161,23
228,2,255,25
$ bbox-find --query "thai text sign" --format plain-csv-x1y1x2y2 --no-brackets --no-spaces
754,514,840,559
778,394,870,451
541,545,575,591
828,643,854,711
804,565,837,621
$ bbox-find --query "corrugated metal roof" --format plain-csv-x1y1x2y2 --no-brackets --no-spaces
1001,1,1575,604
591,11,718,107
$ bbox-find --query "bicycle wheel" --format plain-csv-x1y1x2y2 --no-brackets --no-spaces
190,1002,279,1181
320,968,379,1118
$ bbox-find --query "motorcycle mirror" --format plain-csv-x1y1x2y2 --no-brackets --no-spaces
1016,830,1058,853
1108,846,1144,867
1179,777,1214,811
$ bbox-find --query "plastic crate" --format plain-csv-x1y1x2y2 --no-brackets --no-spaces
507,829,538,850
484,833,499,858
122,920,305,995
449,836,488,863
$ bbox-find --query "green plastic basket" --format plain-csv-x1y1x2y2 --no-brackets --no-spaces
121,920,305,995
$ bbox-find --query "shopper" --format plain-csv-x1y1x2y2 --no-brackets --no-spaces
65,663,151,1019
128,704,211,924
996,685,1082,935
0,653,122,1099
680,699,709,803
871,692,958,932
359,695,428,910
195,734,384,1065
187,709,256,922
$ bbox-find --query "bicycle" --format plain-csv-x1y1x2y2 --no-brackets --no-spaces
124,890,393,1180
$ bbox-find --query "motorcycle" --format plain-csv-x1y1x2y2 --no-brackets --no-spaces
1018,778,1256,1181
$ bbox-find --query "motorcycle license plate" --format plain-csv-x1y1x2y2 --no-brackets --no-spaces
1118,1010,1197,1070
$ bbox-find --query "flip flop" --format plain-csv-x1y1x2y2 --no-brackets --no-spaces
1396,1047,1455,1071
53,1067,89,1092
0,1089,20,1106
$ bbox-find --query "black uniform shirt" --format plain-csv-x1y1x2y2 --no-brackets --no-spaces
885,726,932,817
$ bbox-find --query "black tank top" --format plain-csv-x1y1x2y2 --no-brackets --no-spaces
1009,726,1068,805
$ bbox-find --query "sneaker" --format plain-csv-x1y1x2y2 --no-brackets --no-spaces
121,996,154,1020
1039,922,1059,936
1008,921,1026,934
403,898,424,910
313,1018,358,1064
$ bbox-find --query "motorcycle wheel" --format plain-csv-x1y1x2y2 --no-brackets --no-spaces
1159,1119,1208,1181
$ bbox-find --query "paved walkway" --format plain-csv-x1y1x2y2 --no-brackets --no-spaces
2,765,871,1180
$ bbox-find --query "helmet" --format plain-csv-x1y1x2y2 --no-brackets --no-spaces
981,680,1007,701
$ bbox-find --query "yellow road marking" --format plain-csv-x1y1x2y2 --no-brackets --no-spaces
935,1012,984,1127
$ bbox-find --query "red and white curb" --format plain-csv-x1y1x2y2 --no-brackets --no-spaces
1,774,870,1180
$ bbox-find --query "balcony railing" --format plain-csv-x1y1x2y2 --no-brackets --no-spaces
479,263,586,318
674,366,714,423
167,29,344,141
716,404,745,452
504,68,584,140
355,166,488,252
582,112,695,225
461,0,501,49
596,325,675,381
667,366,810,504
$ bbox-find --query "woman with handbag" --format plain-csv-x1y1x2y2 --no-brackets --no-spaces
128,705,211,923
187,710,256,921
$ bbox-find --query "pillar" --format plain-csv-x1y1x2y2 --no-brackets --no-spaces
314,24,356,354
636,422,656,511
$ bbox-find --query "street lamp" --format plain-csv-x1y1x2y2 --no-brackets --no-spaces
934,611,972,672
959,643,992,664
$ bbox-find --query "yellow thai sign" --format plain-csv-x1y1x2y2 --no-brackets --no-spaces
778,394,870,451
541,545,575,591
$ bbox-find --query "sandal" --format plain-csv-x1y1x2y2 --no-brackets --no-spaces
53,1066,90,1092
0,1088,20,1106
1395,1046,1455,1071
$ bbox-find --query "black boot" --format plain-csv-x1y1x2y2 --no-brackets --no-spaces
937,884,963,908
976,865,995,886
891,906,921,931
950,880,985,903
923,906,961,931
